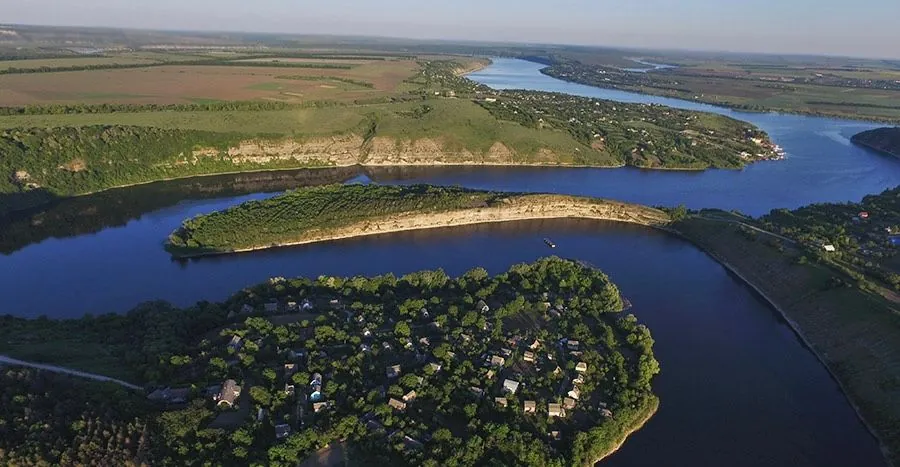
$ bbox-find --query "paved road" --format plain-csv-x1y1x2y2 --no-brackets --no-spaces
0,355,143,391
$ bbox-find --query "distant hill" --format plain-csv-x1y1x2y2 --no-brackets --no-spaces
851,127,900,158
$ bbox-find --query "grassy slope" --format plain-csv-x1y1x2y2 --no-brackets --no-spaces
675,217,900,466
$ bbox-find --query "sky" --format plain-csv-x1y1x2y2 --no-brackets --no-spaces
3,0,900,58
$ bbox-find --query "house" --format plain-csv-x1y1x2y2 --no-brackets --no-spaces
215,379,241,407
484,97,497,103
419,337,431,347
476,300,490,313
420,308,430,319
575,362,588,373
227,335,243,352
523,351,536,363
567,340,580,351
601,408,614,418
286,301,298,311
485,369,496,380
362,328,372,337
382,341,392,350
403,390,417,402
257,408,267,422
490,355,506,367
859,211,870,219
549,431,561,441
284,384,295,396
524,400,537,413
568,387,581,400
573,375,585,385
503,379,520,394
313,402,331,413
500,348,513,357
264,302,279,313
240,304,254,314
284,363,298,378
310,373,323,386
360,343,371,353
548,403,563,418
823,244,836,252
388,398,407,411
552,366,562,375
469,386,485,398
528,339,541,350
563,397,576,410
386,364,401,379
301,299,313,311
310,390,324,402
429,363,442,373
275,424,291,439
495,397,508,407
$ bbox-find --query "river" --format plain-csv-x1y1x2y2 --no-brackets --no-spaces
0,59,892,466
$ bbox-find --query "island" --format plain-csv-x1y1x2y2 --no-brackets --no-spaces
164,184,671,258
0,54,780,217
0,257,660,466
851,127,900,159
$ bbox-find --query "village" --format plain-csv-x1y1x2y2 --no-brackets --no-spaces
143,258,659,465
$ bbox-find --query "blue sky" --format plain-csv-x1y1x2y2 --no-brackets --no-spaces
3,0,899,58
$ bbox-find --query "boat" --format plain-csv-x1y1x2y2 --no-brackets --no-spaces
543,238,557,248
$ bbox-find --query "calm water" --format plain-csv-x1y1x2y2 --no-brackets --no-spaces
0,58,892,466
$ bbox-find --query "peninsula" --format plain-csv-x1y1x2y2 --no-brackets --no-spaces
0,53,780,217
852,127,900,158
0,257,660,466
164,184,671,258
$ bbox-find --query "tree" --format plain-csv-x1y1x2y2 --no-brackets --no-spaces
394,321,411,338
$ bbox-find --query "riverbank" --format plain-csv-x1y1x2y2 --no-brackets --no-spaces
672,217,900,466
851,127,900,159
591,397,659,465
165,186,671,258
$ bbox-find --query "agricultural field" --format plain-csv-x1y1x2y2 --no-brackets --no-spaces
0,58,421,106
0,55,159,71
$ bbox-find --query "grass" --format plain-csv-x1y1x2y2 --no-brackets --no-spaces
675,217,900,466
0,56,160,70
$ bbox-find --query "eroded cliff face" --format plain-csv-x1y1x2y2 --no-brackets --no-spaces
190,135,572,167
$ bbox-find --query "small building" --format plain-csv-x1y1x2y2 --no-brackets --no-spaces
310,390,324,402
275,424,291,439
429,363,442,373
502,379,520,394
419,337,431,347
301,299,313,311
215,379,241,407
360,343,371,353
495,397,508,407
490,355,506,367
575,362,588,373
524,400,537,413
476,300,490,313
548,403,563,418
563,397,576,410
823,244,837,252
286,301,298,311
484,97,497,103
568,387,581,401
549,431,561,441
469,386,485,399
500,348,513,357
362,328,372,337
284,363,297,378
388,398,407,411
859,211,870,219
523,351,536,363
528,339,541,350
264,302,279,313
310,373,323,386
386,364,402,379
227,335,243,352
552,366,562,375
402,436,424,451
485,369,496,380
284,384,295,396
313,401,330,413
567,340,580,351
601,408,614,418
403,390,417,402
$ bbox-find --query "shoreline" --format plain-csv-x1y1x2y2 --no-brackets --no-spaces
6,158,764,218
168,203,670,259
592,398,659,465
667,227,893,465
539,70,900,125
851,139,900,160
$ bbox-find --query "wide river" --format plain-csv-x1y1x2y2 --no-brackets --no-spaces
1,58,893,466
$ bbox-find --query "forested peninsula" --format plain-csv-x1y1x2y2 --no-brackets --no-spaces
165,184,671,258
0,257,660,466
852,127,900,158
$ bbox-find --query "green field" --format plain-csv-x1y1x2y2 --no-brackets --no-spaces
0,56,161,70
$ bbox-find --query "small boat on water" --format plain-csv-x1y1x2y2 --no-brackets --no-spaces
543,238,557,248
